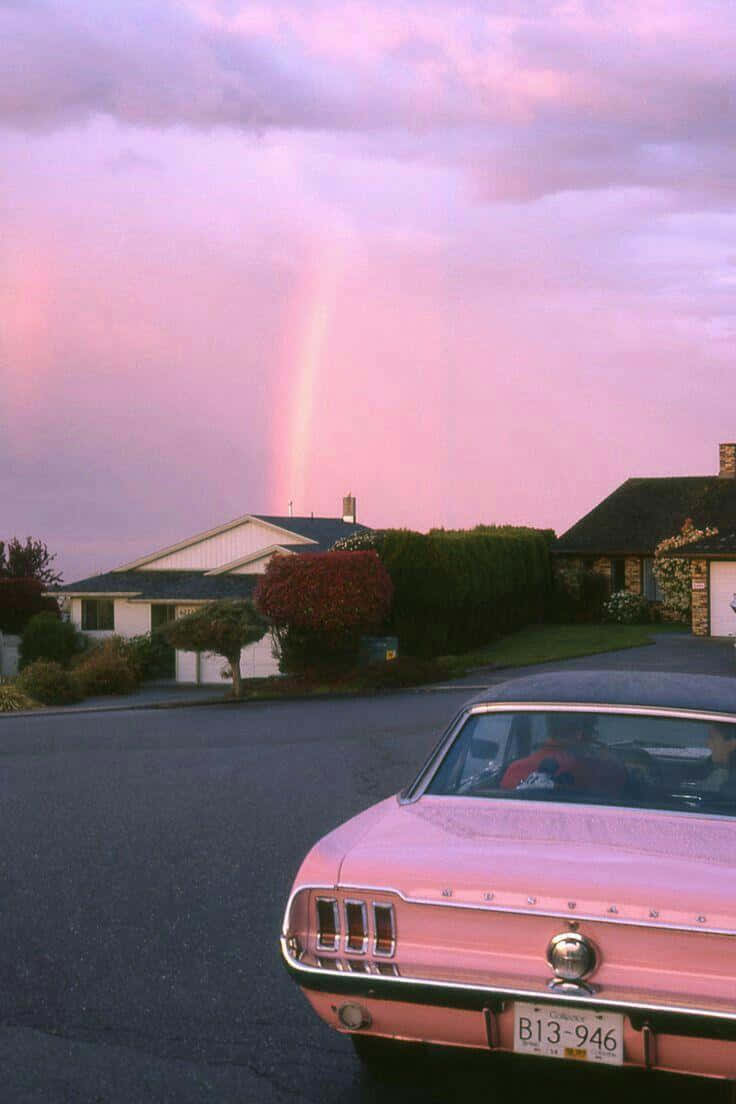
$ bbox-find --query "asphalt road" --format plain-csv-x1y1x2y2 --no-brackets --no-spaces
0,688,730,1103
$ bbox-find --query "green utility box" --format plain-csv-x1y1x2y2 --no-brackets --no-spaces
359,635,399,666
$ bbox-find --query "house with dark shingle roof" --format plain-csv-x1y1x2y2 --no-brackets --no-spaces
52,496,368,682
555,444,736,637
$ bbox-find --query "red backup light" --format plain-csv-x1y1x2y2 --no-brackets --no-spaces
345,901,368,953
316,898,339,950
373,903,395,957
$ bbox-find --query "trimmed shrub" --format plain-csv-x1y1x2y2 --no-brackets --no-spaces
20,612,84,669
162,600,267,698
548,566,609,624
603,590,651,624
255,552,393,672
0,578,58,634
372,528,552,657
0,681,37,712
16,660,82,705
73,639,141,696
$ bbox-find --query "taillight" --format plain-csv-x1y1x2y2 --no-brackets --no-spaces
345,901,368,953
316,898,339,949
373,903,395,957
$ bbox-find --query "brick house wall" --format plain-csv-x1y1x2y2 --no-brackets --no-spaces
690,559,709,636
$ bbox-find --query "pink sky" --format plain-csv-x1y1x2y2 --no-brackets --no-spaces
2,0,735,580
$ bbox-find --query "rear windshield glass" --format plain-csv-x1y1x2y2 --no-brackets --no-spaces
425,710,736,816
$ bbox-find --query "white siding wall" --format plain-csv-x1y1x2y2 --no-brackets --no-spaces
114,601,151,636
231,553,277,574
145,520,311,570
69,598,150,639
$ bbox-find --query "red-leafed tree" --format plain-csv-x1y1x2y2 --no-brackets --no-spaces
0,578,58,635
254,551,393,672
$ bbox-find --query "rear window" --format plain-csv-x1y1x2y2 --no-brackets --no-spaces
425,710,736,816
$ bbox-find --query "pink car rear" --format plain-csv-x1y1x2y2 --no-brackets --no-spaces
281,672,736,1083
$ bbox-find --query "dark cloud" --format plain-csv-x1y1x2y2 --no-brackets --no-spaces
1,0,735,206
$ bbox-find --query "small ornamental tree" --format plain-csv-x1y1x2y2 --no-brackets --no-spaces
162,600,267,698
653,519,718,621
254,551,393,672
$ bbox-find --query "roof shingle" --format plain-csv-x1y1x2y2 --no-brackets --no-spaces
556,477,736,555
52,570,259,601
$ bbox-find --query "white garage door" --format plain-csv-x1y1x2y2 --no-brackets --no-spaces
709,563,736,636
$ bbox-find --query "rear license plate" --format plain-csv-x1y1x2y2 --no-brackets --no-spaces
513,1002,623,1066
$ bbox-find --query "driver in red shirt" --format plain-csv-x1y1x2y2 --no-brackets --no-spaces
500,713,628,796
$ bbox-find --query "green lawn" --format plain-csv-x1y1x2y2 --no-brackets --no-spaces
450,621,687,672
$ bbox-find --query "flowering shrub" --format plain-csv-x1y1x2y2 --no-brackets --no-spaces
330,530,383,552
255,551,393,672
603,590,651,624
654,520,718,620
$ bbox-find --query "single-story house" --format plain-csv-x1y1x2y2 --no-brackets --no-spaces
51,496,367,683
555,444,736,637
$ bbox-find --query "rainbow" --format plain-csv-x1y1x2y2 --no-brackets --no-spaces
273,236,346,514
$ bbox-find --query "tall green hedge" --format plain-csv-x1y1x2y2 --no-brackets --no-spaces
375,528,553,657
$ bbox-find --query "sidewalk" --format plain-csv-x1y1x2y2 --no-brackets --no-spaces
3,681,232,719
4,633,734,718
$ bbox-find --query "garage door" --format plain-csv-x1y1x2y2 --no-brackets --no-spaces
709,563,736,636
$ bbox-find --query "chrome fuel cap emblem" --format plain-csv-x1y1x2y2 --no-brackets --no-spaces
546,931,597,981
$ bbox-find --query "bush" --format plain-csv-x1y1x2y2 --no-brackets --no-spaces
16,660,82,705
0,578,58,634
548,566,610,623
73,639,141,696
0,681,37,712
123,632,174,680
603,590,651,624
374,528,553,657
255,552,393,672
20,612,84,669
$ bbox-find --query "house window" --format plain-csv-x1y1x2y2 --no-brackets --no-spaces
151,604,177,630
81,599,114,631
611,558,626,591
642,558,662,602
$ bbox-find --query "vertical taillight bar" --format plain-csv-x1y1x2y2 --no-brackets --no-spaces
373,903,395,957
316,898,339,950
345,901,368,953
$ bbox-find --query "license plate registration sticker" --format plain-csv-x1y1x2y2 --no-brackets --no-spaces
513,1002,624,1066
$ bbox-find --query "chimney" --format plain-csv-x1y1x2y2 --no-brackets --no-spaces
719,443,736,479
342,494,356,524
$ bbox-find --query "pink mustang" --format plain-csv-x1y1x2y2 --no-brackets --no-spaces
280,671,736,1086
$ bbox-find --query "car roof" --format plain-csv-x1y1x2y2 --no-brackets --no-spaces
467,670,736,716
